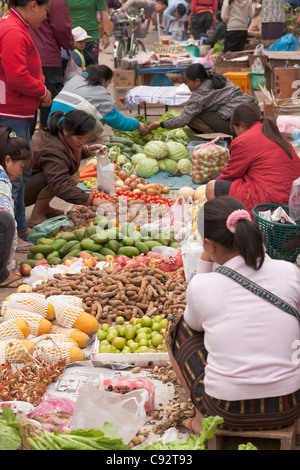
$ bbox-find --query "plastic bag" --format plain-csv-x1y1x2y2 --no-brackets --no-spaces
180,220,203,283
27,393,75,432
103,375,155,412
253,43,264,56
64,57,82,83
96,149,115,196
191,137,230,184
289,177,300,222
70,375,147,444
27,216,74,242
268,33,299,52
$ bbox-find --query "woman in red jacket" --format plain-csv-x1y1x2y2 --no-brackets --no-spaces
0,0,52,240
206,103,300,214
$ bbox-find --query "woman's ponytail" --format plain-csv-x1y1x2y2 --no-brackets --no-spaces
233,219,265,270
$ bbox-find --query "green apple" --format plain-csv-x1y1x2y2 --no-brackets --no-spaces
97,329,107,341
151,322,162,332
124,325,137,340
138,345,149,353
112,336,127,350
101,323,109,331
151,333,164,347
100,339,109,345
138,338,149,347
150,330,160,338
107,344,117,353
160,318,168,329
107,330,118,343
154,315,163,323
121,346,132,353
137,327,152,335
118,325,126,337
136,332,148,343
115,316,125,325
128,341,139,352
140,316,153,328
98,344,110,353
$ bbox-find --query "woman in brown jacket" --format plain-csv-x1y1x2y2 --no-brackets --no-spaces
25,110,105,227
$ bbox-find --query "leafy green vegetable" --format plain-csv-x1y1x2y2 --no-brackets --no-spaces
166,141,189,162
177,158,192,174
143,141,169,161
28,422,131,451
164,129,190,146
135,157,159,178
0,406,22,450
131,153,147,165
238,442,258,450
158,158,178,174
159,110,181,121
137,416,224,450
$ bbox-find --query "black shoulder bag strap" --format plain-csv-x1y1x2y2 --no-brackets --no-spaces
215,265,300,324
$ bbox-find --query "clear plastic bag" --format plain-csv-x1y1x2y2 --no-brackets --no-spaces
289,177,300,222
96,149,115,196
27,216,74,242
64,57,82,83
70,375,147,444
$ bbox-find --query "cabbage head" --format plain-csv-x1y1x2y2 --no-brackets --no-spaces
178,158,192,175
159,158,178,174
143,141,169,160
131,153,146,165
135,157,159,178
166,141,188,162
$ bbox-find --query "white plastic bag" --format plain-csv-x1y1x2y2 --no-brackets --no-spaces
289,177,300,222
70,375,147,444
96,149,115,196
180,220,203,283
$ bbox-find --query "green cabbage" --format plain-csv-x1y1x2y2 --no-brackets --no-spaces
177,158,192,174
166,141,189,162
158,158,178,174
143,141,169,160
131,153,146,165
135,157,159,178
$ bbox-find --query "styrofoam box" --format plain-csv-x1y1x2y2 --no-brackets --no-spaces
92,336,169,367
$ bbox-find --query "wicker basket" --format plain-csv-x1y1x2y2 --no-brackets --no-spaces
252,203,300,262
153,43,187,54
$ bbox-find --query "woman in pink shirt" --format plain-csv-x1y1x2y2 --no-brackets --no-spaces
167,195,300,434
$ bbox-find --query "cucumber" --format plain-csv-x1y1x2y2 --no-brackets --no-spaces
105,141,125,148
30,244,54,255
117,246,140,258
110,136,134,146
132,144,143,154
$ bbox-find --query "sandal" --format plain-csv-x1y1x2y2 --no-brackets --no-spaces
0,274,24,288
16,242,33,253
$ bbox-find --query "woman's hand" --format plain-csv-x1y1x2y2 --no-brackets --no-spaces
84,143,107,157
138,122,149,133
41,89,52,108
147,122,160,132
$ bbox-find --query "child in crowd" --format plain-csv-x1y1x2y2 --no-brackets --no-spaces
61,26,95,75
205,10,227,47
0,127,32,288
168,4,187,41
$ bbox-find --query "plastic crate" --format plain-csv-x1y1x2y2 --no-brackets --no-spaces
248,72,266,91
252,203,300,262
188,140,228,158
224,72,249,93
185,45,200,57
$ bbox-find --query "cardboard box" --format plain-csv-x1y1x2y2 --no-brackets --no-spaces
113,86,136,110
113,69,136,87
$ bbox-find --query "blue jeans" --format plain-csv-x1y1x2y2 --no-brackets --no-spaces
0,116,31,234
0,211,15,283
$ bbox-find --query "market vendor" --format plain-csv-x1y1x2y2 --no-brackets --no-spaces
205,103,300,213
147,63,254,135
0,127,32,288
167,195,300,434
24,110,106,228
49,64,148,135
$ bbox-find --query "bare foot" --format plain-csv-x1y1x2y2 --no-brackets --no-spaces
45,207,65,218
18,227,32,238
0,272,24,288
182,417,203,435
16,238,32,252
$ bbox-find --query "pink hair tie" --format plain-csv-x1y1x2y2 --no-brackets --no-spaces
226,209,251,233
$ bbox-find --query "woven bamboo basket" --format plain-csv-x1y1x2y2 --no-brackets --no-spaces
153,43,188,54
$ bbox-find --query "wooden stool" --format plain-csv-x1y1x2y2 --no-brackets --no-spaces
207,422,297,450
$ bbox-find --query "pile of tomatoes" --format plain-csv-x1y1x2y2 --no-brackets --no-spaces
94,187,176,207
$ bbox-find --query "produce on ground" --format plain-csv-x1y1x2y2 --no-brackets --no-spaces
33,266,187,322
97,314,168,354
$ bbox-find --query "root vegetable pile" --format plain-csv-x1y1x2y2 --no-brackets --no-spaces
33,267,187,324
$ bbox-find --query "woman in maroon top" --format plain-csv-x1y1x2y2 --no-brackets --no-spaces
206,103,300,215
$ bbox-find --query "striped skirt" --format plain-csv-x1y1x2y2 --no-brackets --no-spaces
168,314,300,431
